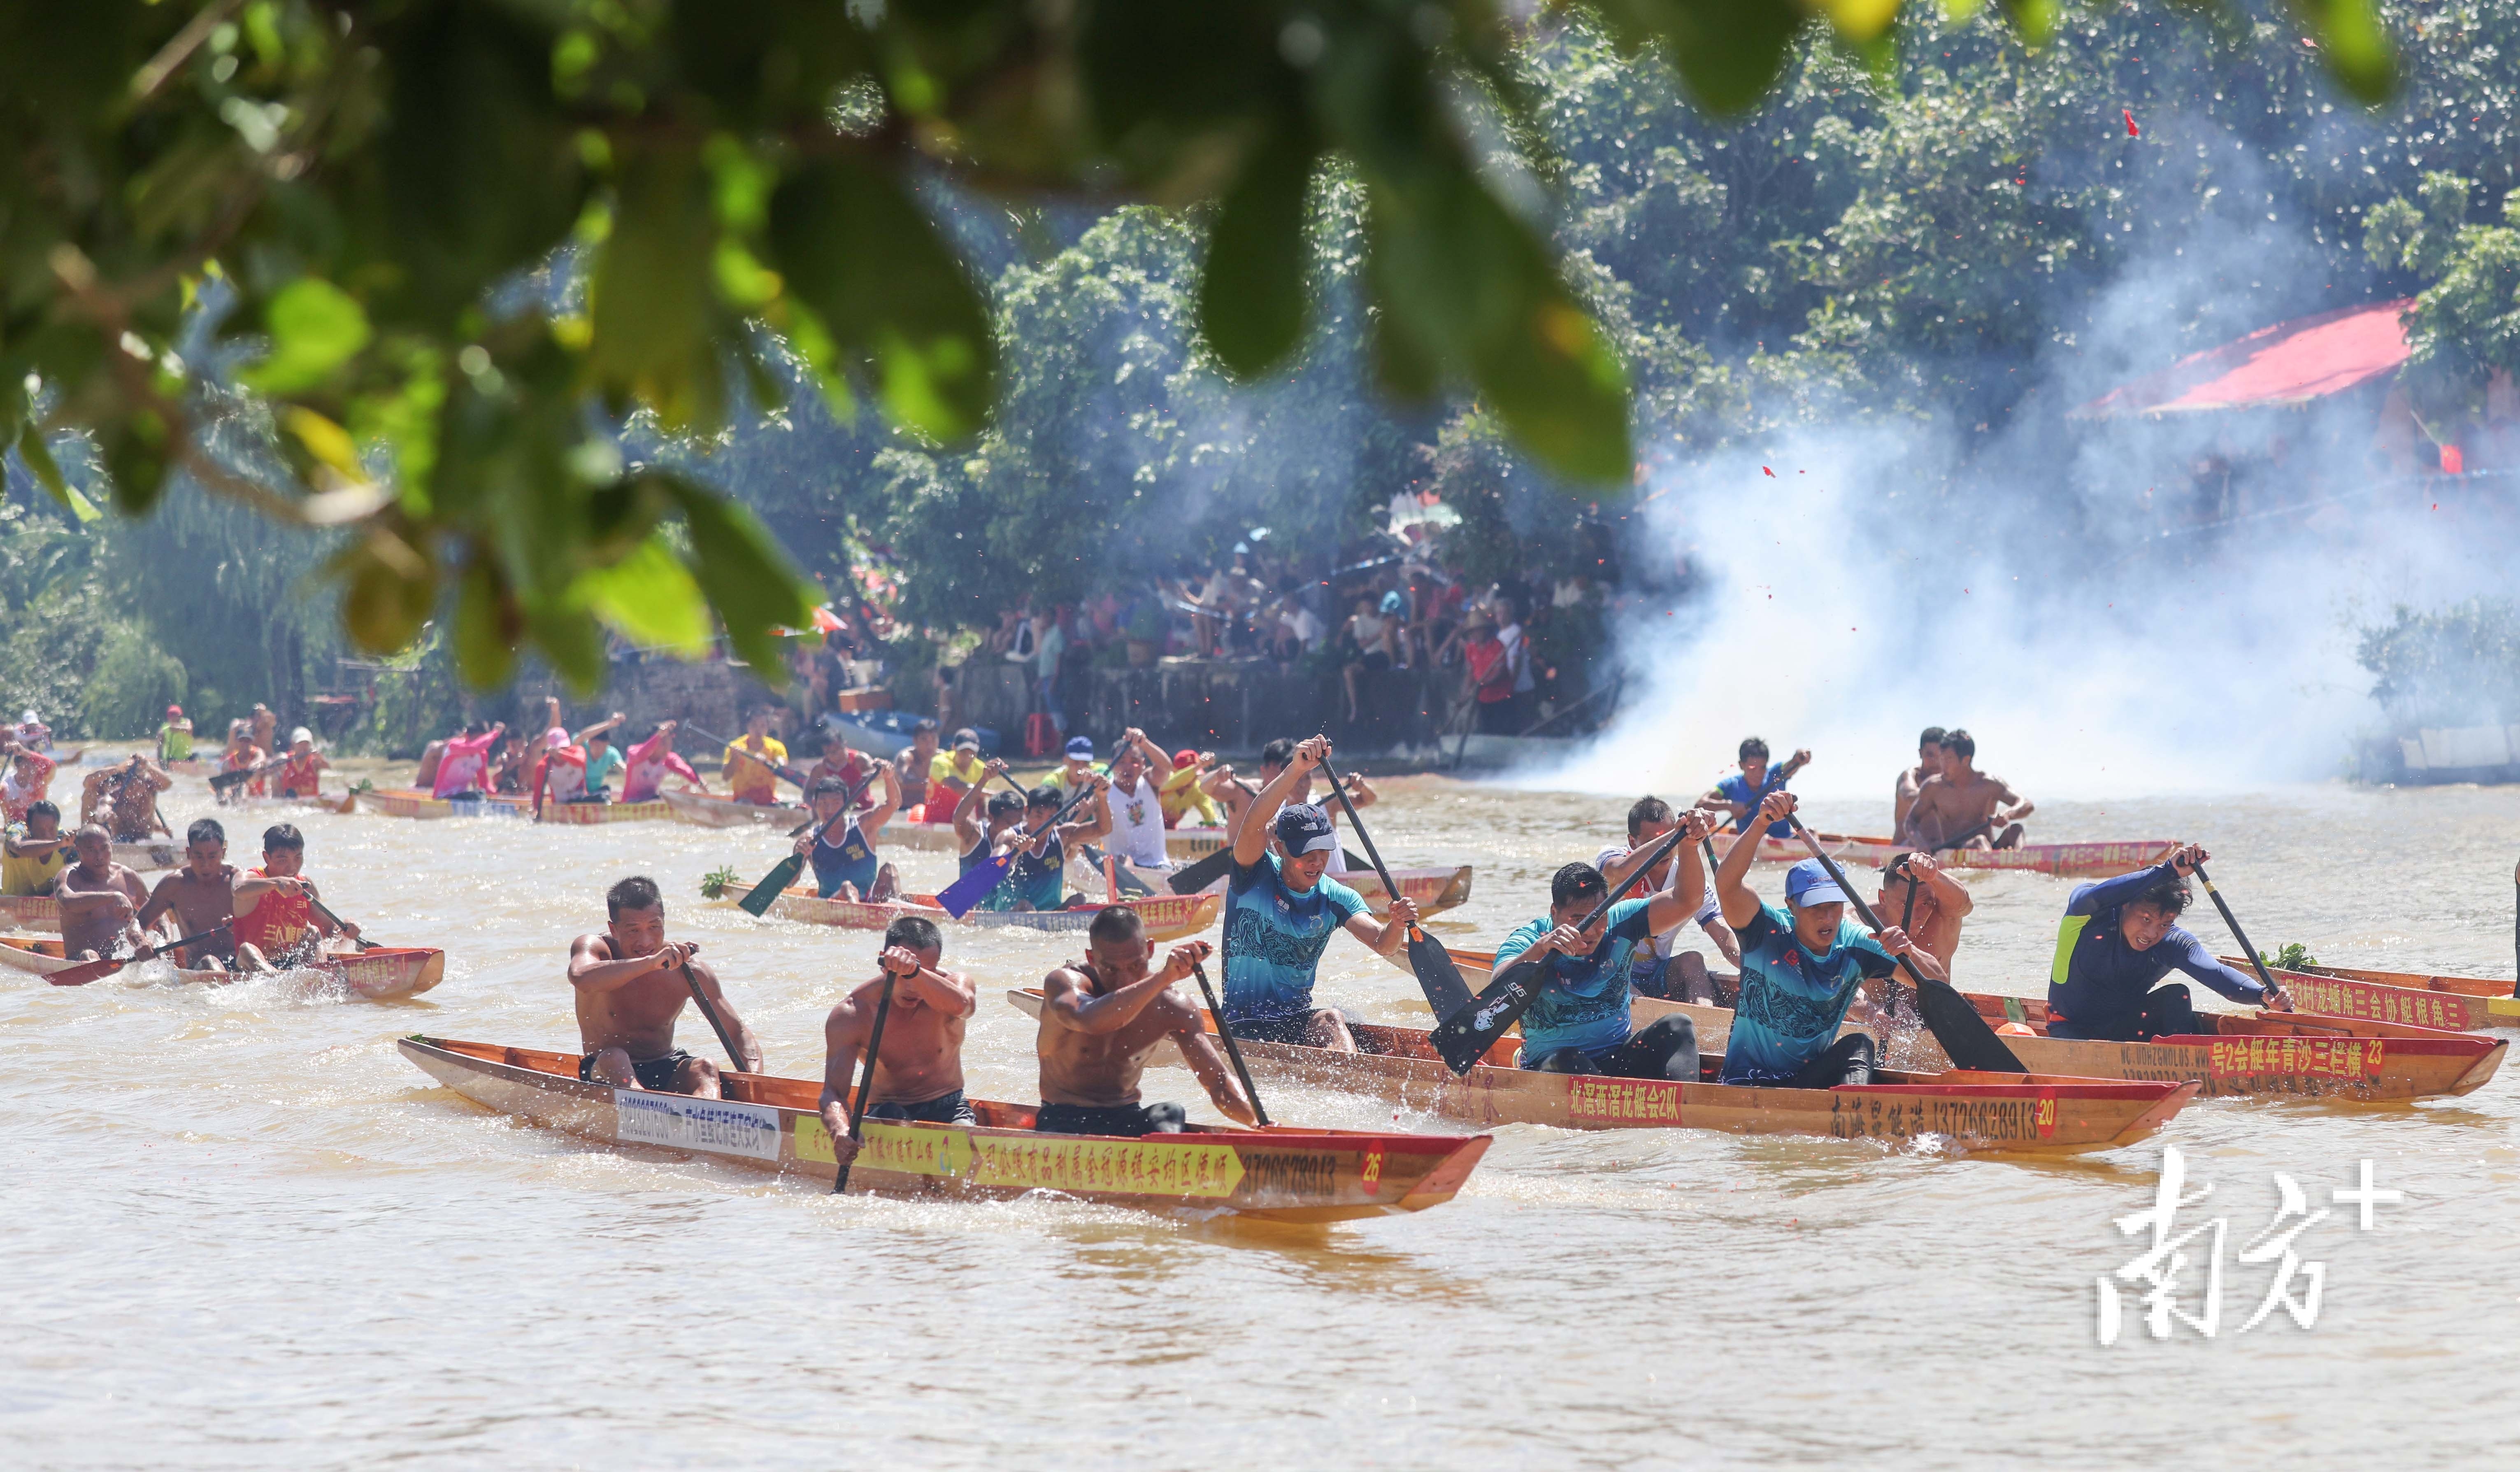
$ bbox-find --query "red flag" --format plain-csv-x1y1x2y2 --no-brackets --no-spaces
1762,466,1775,477
2123,109,2139,137
2441,443,2464,475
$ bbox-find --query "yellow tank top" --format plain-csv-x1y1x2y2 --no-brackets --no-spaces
1,835,70,896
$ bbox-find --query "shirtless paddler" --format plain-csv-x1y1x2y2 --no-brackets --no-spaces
567,875,763,1097
817,915,981,1172
1033,909,1255,1135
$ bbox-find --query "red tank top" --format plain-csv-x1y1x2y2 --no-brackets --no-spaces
232,868,316,957
278,753,321,797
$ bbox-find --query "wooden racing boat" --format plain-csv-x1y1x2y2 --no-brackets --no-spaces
110,840,181,872
1004,991,2191,1153
398,1035,1490,1223
1746,832,2177,878
0,934,445,998
353,787,531,820
888,819,1230,861
535,797,672,825
662,788,810,829
0,894,59,932
1111,859,1474,920
1386,944,2504,1101
767,887,1221,943
2218,954,2520,1032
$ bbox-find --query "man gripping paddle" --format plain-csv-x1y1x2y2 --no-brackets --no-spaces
2046,843,2289,1041
1034,913,1255,1135
817,916,979,1172
568,876,763,1097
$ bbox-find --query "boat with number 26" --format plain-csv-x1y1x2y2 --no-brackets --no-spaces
399,1036,1490,1223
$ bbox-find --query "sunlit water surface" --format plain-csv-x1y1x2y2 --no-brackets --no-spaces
6,770,2518,1469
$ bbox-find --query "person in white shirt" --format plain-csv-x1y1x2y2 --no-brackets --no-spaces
1102,728,1174,872
1594,796,1740,1004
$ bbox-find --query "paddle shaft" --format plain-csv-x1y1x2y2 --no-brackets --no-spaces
53,922,232,986
309,896,377,951
938,778,1100,916
2192,864,2286,1004
685,726,815,790
679,961,750,1071
1192,961,1270,1128
834,966,900,1194
742,771,880,913
1320,764,1410,927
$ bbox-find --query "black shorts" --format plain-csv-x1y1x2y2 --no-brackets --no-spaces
1357,650,1393,672
1032,1101,1188,1136
580,1049,695,1091
865,1089,978,1125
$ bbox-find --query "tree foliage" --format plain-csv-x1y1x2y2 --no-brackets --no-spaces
0,0,2408,687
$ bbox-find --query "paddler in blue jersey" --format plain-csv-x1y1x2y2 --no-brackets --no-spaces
1699,736,1811,839
2047,843,2291,1040
1218,735,1417,1052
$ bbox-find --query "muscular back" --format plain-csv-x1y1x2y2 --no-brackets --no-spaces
1036,963,1199,1108
572,934,705,1060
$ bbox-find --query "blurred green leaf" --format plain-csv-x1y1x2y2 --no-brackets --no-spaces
589,146,725,430
652,474,811,676
453,559,517,688
16,424,98,523
2294,0,2397,104
243,279,374,397
1197,126,1318,379
1592,0,1809,114
577,533,714,656
765,156,995,440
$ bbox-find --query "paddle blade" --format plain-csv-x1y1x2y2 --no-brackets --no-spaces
1168,845,1236,895
1429,959,1544,1075
1406,929,1476,1021
737,854,806,917
1914,976,2028,1073
208,768,253,792
935,854,1012,918
48,955,126,986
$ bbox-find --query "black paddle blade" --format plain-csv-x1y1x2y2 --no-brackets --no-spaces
1913,976,2027,1073
1430,959,1544,1075
1407,930,1475,1021
1167,845,1236,896
738,854,805,917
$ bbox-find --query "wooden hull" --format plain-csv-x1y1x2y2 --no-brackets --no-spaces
1003,991,2190,1153
1388,944,2502,1102
111,841,181,872
354,787,531,820
0,894,59,932
535,798,672,825
2225,955,2520,1032
1748,832,2177,878
662,788,810,829
767,887,1221,943
398,1036,1489,1223
1,935,444,998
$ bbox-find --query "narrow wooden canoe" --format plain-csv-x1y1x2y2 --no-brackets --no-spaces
2219,955,2520,1032
1003,991,2192,1153
353,787,532,820
0,934,445,999
767,887,1222,943
1386,943,2504,1101
0,894,59,932
535,798,672,825
1746,832,2177,878
662,788,810,829
106,841,181,872
399,1034,1490,1223
1145,859,1474,919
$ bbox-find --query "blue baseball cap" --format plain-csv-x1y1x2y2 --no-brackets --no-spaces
1065,736,1095,759
1784,859,1849,908
1273,803,1338,857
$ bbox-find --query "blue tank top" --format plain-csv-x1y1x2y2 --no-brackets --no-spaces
810,820,878,897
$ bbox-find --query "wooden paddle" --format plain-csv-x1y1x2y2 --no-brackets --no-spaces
1319,763,1472,1020
1167,776,1260,895
684,725,818,792
936,780,1099,918
50,923,231,987
1190,960,1270,1128
677,954,751,1072
310,896,378,952
1788,818,2027,1073
738,771,876,916
1429,824,1688,1074
833,960,901,1194
208,757,281,794
2191,863,2291,1011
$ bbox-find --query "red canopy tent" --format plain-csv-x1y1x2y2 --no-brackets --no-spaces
2072,298,2415,419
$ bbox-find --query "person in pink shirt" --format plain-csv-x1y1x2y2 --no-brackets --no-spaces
621,721,705,804
430,722,507,799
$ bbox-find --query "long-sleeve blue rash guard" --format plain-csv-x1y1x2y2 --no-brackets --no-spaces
2047,862,2269,1038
